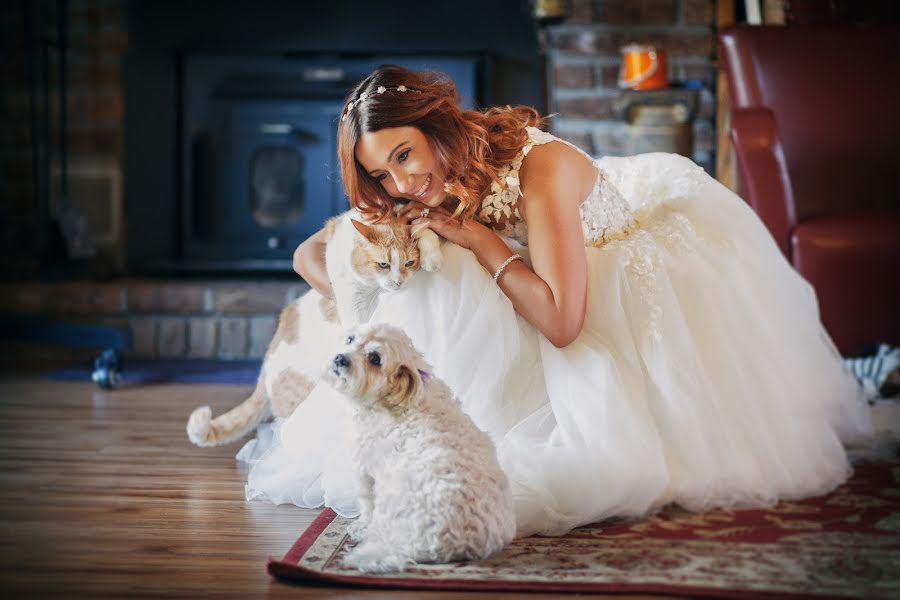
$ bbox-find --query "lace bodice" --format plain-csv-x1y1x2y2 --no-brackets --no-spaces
477,126,636,246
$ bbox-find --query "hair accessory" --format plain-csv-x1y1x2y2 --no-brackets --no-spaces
493,254,524,282
341,85,420,122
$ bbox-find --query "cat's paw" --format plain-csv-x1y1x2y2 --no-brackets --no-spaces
186,406,213,447
415,228,443,272
420,249,443,272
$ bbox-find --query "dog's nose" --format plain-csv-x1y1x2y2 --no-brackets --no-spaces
333,354,349,368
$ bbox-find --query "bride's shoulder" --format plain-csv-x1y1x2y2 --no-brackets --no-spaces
519,132,597,195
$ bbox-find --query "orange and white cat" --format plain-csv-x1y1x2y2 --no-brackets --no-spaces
186,210,443,447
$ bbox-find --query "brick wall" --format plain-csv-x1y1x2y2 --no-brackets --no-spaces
542,0,717,172
0,280,310,361
0,0,128,279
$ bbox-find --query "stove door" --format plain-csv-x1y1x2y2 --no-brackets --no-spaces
226,100,344,260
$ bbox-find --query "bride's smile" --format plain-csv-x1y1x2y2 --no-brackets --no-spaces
413,173,432,200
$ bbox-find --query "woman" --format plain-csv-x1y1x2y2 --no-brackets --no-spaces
245,65,872,537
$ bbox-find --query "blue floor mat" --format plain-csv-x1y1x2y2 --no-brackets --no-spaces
47,358,262,385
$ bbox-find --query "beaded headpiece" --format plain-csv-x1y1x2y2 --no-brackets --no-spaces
341,85,422,122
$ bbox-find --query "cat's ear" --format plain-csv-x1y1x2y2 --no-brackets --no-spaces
351,219,378,243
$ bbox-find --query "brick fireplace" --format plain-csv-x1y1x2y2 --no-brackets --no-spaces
0,0,543,362
1,0,718,364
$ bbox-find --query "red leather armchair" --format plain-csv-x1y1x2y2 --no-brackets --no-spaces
718,26,900,356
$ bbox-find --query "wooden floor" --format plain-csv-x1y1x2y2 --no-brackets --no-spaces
0,374,675,599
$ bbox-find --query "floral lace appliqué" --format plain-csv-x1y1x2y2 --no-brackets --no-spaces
610,207,711,342
580,171,637,247
478,142,530,243
477,126,638,247
622,230,665,343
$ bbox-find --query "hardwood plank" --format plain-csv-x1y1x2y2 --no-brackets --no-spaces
0,376,676,599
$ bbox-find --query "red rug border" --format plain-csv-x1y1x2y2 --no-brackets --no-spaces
266,508,854,599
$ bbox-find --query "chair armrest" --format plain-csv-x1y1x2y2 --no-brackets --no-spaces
730,108,797,259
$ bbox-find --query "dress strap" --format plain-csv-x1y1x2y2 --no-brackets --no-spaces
523,126,596,163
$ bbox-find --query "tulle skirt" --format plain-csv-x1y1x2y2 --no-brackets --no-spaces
242,153,873,537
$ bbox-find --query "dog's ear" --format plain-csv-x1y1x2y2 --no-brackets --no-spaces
383,364,419,410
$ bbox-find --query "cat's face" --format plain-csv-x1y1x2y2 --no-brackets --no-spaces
350,218,421,291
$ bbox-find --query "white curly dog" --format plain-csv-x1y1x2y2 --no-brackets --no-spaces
321,322,516,573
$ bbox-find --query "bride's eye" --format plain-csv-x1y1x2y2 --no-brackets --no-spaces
397,149,410,163
377,262,390,269
375,173,387,182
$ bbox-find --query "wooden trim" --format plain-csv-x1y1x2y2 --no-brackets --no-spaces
715,0,738,192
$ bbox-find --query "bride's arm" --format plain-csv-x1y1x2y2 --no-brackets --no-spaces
417,143,593,348
293,226,334,297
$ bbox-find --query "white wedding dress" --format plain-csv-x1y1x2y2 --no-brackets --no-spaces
242,127,873,537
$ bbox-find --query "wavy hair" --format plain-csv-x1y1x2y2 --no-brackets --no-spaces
337,65,544,222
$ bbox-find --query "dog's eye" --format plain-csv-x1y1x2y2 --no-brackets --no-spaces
377,262,389,269
405,260,416,267
367,352,381,367
345,335,354,345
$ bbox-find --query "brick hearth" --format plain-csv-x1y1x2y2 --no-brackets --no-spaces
0,279,310,362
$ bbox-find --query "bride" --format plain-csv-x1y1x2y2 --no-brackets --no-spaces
243,65,873,537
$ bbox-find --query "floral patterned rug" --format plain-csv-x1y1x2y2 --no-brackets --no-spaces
268,462,900,598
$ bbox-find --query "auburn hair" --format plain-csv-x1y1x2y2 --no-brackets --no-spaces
337,65,544,222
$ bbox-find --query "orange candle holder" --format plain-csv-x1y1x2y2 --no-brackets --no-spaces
618,45,668,91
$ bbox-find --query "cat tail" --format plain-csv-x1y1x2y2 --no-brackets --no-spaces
187,367,272,448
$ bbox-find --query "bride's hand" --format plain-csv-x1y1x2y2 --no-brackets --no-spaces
395,200,430,221
399,203,491,250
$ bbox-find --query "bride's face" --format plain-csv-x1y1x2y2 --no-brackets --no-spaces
355,126,448,208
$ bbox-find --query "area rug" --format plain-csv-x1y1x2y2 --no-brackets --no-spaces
268,462,900,599
47,358,261,385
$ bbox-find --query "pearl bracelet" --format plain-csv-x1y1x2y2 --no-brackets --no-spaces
493,254,524,282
